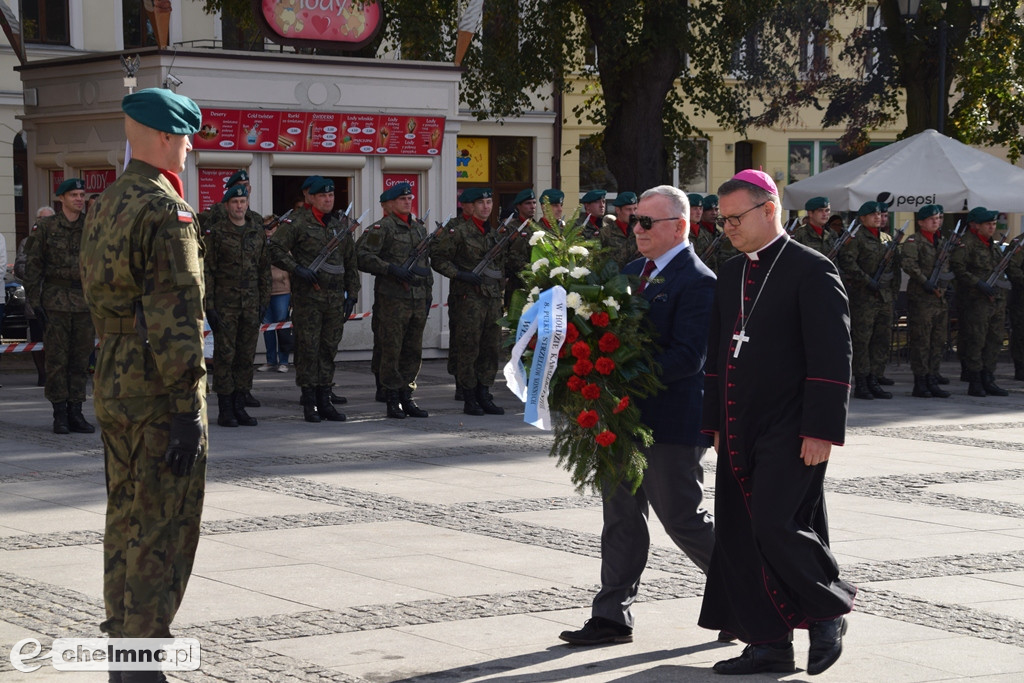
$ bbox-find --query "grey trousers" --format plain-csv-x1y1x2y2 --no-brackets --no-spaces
592,442,715,628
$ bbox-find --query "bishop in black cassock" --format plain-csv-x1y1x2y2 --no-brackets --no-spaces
699,171,856,677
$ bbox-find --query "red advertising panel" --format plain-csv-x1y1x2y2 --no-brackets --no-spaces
51,170,63,195
237,110,282,152
196,109,242,150
197,168,239,212
382,173,420,216
254,0,383,52
82,169,116,194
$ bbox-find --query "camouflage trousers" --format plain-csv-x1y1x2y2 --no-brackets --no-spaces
43,310,95,403
95,392,207,638
450,293,502,390
377,293,429,392
958,294,1006,373
292,293,346,388
370,297,381,377
907,293,949,376
850,293,892,377
212,306,260,394
1009,288,1024,369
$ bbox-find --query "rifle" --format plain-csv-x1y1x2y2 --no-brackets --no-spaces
784,217,800,234
262,208,294,231
471,216,529,280
700,229,725,263
307,205,371,290
401,211,451,272
826,219,860,262
925,220,965,291
985,234,1024,290
868,220,909,288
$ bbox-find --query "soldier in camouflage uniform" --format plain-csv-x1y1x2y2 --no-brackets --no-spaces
951,207,1009,397
1005,231,1024,381
24,177,96,434
203,184,271,427
580,189,606,239
701,194,737,271
792,196,835,256
357,182,432,419
506,188,539,312
196,168,262,228
80,89,207,657
599,191,640,269
839,202,899,399
538,188,565,231
269,177,359,422
686,193,712,264
432,187,507,416
900,205,951,398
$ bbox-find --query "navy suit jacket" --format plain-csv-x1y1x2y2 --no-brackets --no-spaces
623,244,716,446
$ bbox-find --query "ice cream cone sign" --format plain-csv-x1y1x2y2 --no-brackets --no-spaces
143,0,172,49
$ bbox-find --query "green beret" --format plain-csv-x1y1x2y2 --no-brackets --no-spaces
967,207,999,223
308,177,334,195
612,191,638,207
301,175,324,192
459,187,492,203
225,169,249,188
222,184,248,202
701,194,719,210
513,188,536,206
56,178,84,196
857,201,882,216
804,196,830,211
915,204,943,220
121,88,201,135
581,189,607,203
380,182,413,203
540,188,564,204
687,193,704,207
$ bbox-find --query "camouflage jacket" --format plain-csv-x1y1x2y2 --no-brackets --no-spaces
268,206,360,300
24,211,89,312
430,217,506,299
580,214,602,240
791,223,835,257
1005,235,1024,289
599,215,640,269
838,226,899,303
951,229,1008,300
356,213,432,299
202,212,271,311
900,231,946,300
197,201,263,230
79,159,206,413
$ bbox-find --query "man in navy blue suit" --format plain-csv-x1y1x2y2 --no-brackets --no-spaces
560,185,717,646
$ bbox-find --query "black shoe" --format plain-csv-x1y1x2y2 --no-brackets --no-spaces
66,402,96,433
52,401,70,434
217,393,239,427
967,371,987,397
867,374,892,399
330,389,348,404
454,384,464,401
1016,368,1024,382
911,375,932,398
717,630,738,643
558,617,633,646
982,370,1009,397
463,395,485,416
316,386,346,421
233,391,258,426
400,390,429,418
807,616,847,676
853,376,874,400
935,373,950,384
300,387,320,423
713,642,795,675
385,390,406,419
926,374,951,398
244,391,260,408
476,384,505,415
875,375,895,385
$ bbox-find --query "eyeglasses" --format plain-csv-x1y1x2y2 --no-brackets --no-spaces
715,201,768,228
629,215,681,230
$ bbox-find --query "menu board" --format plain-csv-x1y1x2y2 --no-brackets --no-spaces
194,108,444,156
197,168,240,212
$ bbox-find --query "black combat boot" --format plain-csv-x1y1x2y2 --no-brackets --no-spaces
375,374,386,402
454,383,465,401
935,372,950,384
244,390,260,407
330,389,347,404
301,386,320,422
385,390,406,419
926,374,951,398
476,384,505,415
66,402,96,433
967,371,987,397
399,389,429,418
463,390,485,416
216,394,239,427
981,370,1009,396
911,375,932,398
52,401,70,434
1016,365,1024,381
853,376,874,400
867,374,893,399
875,374,895,386
316,386,346,421
233,391,258,426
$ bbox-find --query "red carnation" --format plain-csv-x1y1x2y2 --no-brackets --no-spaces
565,323,580,344
590,311,610,328
613,396,630,414
581,383,601,400
596,430,617,446
567,375,585,392
558,346,567,358
598,332,620,353
595,357,616,375
572,341,592,360
573,358,594,376
577,410,599,429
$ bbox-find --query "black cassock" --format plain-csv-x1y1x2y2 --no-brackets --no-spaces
698,234,857,644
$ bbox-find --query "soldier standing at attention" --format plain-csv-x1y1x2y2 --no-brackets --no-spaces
792,196,834,256
539,188,565,230
951,207,1009,397
25,178,96,434
203,184,271,427
580,189,606,238
432,187,506,416
80,88,206,663
687,193,710,262
1005,230,1024,381
269,177,359,422
357,182,431,419
505,188,538,313
900,205,951,398
598,191,640,269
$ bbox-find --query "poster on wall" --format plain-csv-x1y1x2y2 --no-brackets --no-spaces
197,168,242,212
455,137,488,183
382,173,420,216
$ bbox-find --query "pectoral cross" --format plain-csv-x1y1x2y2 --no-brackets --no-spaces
732,330,750,358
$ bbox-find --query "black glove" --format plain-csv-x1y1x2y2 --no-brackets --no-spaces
388,264,415,283
976,279,996,297
455,270,482,286
410,265,432,278
293,265,319,286
165,411,203,477
206,308,222,333
35,307,48,327
343,296,357,319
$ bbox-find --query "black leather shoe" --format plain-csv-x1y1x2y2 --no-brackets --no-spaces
875,375,895,385
559,617,633,645
330,389,348,404
717,630,738,642
244,391,260,408
807,616,847,676
867,374,892,399
713,643,795,675
935,373,950,384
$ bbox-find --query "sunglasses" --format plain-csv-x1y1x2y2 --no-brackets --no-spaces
629,215,681,230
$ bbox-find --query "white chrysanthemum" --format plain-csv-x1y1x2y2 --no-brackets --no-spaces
529,231,547,246
570,266,591,279
568,245,589,256
531,258,550,273
603,296,621,311
577,302,593,317
529,286,541,299
549,266,569,277
565,291,583,310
